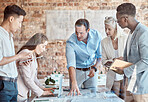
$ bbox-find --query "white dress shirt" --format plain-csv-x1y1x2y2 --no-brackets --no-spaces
0,26,17,78
114,49,124,81
127,33,133,56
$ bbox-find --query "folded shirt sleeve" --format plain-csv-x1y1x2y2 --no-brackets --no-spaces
66,42,76,69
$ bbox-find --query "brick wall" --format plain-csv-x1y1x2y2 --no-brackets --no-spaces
0,0,148,79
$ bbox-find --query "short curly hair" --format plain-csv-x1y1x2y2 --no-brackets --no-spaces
117,3,136,17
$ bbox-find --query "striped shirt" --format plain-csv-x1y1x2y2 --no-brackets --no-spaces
66,29,102,69
0,26,18,78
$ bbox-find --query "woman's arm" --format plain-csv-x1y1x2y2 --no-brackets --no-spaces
19,63,44,97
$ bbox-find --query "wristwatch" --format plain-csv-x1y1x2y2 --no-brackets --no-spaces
91,66,97,72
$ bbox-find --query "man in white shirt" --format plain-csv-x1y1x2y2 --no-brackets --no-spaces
0,5,32,101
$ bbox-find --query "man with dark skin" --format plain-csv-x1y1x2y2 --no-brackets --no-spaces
114,3,148,102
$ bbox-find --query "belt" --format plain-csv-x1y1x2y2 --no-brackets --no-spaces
0,76,17,82
76,67,91,71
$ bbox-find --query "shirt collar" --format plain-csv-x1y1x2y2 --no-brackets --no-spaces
0,26,14,38
88,29,93,39
130,22,140,35
9,32,14,38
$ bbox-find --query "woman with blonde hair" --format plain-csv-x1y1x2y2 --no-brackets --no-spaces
17,33,55,102
101,17,127,99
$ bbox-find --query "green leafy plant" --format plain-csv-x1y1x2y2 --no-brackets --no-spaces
45,77,55,85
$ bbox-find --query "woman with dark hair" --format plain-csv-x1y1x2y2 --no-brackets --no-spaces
17,33,55,101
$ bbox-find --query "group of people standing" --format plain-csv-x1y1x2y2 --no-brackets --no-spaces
66,3,148,102
0,2,148,102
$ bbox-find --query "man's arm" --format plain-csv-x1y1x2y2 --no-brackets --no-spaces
88,58,101,77
0,55,20,66
0,50,32,66
66,42,81,96
89,31,102,75
68,66,81,96
114,31,148,77
124,31,148,78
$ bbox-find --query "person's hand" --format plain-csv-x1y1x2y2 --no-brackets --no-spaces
17,49,33,60
19,58,33,66
44,88,56,92
42,87,56,96
42,90,54,96
68,81,81,96
17,50,33,66
112,67,124,74
88,68,95,77
104,61,113,68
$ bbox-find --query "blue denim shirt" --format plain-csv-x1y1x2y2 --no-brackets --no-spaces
66,29,102,69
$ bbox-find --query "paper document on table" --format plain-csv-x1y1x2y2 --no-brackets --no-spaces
110,59,133,70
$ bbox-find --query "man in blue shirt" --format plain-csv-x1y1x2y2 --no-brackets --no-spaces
66,19,102,96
